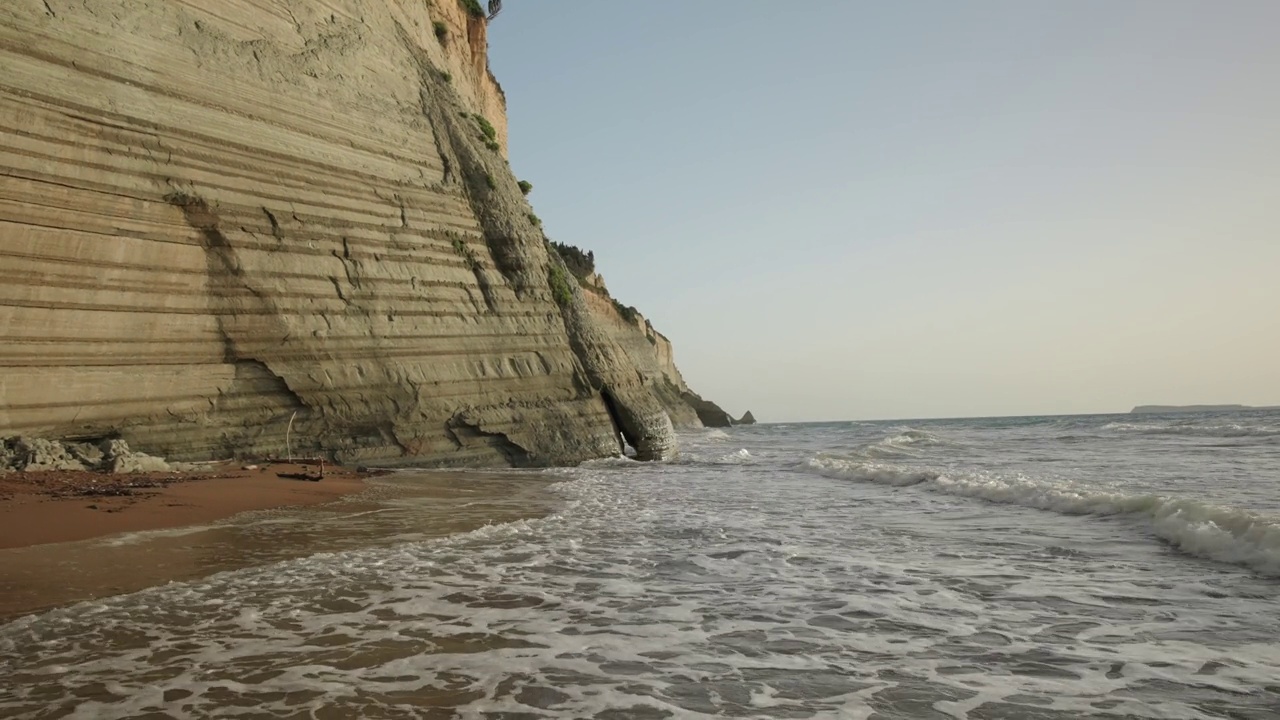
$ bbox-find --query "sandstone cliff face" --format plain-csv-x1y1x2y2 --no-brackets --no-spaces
0,0,710,465
578,287,699,427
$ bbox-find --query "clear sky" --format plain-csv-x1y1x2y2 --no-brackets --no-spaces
488,1,1280,422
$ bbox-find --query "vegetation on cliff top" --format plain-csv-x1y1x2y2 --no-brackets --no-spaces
611,297,641,326
549,240,594,280
459,0,485,18
545,240,643,325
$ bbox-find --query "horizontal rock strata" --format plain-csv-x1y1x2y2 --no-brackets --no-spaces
0,0,718,466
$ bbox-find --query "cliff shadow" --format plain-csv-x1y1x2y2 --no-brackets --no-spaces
600,389,635,456
160,191,312,459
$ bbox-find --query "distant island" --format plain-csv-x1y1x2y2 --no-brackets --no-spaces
1131,405,1279,414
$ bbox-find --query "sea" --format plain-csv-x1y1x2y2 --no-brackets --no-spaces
2,410,1278,719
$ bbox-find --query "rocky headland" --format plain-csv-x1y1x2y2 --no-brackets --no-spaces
1130,405,1278,414
0,0,737,467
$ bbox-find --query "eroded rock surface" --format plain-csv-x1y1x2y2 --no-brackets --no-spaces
1,437,169,474
577,286,705,430
0,0,718,465
4,438,84,473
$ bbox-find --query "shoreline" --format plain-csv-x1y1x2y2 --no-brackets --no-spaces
0,468,559,623
0,461,372,550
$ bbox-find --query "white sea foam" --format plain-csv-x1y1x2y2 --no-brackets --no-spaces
99,524,218,546
1103,421,1280,438
575,455,640,469
5,417,1279,719
671,446,755,467
11,464,1276,720
803,456,1280,576
885,427,945,445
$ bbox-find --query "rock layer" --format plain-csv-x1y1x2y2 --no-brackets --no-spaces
0,0,717,465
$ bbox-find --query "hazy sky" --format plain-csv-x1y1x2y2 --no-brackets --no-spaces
489,1,1280,422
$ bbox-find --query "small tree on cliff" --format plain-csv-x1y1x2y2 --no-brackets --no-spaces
549,241,595,281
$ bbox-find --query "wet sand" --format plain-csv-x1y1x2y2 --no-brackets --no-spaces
0,462,370,550
0,469,557,623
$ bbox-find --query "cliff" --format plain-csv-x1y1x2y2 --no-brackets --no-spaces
0,0,718,466
581,287,739,429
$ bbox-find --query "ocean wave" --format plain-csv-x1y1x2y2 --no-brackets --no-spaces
1103,421,1280,438
803,456,1280,577
674,448,755,466
856,428,950,459
575,456,641,469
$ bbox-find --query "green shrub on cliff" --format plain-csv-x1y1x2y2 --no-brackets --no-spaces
162,191,200,208
460,0,485,18
547,264,573,307
433,21,448,42
517,180,533,196
467,114,499,151
450,236,481,270
527,213,541,227
472,114,497,142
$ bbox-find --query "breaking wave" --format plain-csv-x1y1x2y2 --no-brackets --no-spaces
856,428,951,459
1103,421,1280,438
706,448,754,464
803,455,1280,577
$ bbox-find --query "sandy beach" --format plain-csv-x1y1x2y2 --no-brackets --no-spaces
0,466,557,623
0,462,370,550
